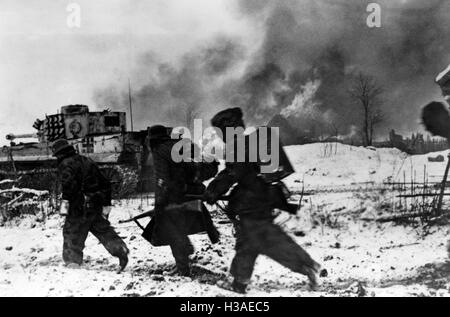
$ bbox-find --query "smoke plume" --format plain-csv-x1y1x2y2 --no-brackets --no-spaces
230,0,450,138
93,35,246,129
94,0,450,140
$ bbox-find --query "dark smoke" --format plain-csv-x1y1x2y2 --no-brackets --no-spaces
94,0,450,140
230,0,450,138
93,35,246,129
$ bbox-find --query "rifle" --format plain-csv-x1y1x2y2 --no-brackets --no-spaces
118,210,155,224
119,199,203,227
186,192,300,215
185,194,231,201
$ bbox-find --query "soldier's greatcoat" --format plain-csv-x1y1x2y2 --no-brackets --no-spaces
144,138,219,273
57,150,128,265
205,128,320,284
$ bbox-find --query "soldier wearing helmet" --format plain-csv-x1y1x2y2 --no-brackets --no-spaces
204,108,322,293
52,139,129,271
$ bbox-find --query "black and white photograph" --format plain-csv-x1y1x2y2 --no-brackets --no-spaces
1,0,450,301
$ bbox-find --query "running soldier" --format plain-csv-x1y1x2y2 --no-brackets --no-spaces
52,139,129,271
203,108,322,294
143,125,219,276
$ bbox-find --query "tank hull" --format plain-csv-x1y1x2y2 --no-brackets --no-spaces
0,131,153,197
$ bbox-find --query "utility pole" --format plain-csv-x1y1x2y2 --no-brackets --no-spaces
128,78,134,132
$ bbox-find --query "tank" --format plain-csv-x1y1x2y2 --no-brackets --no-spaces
0,105,153,198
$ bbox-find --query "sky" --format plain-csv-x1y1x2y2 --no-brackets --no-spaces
0,0,447,145
0,0,255,144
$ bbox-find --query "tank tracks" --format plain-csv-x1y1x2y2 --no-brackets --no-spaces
0,165,140,199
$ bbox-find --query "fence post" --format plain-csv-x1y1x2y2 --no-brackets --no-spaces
436,154,450,215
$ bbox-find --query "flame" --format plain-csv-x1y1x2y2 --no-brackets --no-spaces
280,80,321,118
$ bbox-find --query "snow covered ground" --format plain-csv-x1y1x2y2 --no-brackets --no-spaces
284,143,450,189
1,143,450,297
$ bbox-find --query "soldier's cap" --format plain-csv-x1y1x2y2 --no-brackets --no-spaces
211,107,244,130
148,125,171,140
51,139,74,156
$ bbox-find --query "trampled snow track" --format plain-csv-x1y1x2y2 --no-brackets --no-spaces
1,195,449,297
1,144,450,297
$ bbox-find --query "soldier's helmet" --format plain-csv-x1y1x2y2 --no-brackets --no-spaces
148,125,171,140
51,139,74,156
211,107,245,132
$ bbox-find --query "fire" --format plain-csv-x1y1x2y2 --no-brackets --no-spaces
280,80,321,118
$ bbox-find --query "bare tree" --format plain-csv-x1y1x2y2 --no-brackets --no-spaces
329,123,340,155
348,72,385,146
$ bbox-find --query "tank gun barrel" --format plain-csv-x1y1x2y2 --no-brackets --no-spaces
6,133,38,141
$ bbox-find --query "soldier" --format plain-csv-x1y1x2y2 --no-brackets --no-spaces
144,125,219,277
52,139,129,271
203,108,322,294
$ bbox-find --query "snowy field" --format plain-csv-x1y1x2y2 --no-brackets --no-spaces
1,143,450,297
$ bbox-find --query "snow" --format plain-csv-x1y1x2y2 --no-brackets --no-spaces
0,187,49,196
1,143,450,297
284,143,449,190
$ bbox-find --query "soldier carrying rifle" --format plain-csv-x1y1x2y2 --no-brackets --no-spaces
203,108,322,294
142,125,220,277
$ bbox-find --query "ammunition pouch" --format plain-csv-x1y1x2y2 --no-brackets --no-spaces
268,182,298,215
83,192,104,211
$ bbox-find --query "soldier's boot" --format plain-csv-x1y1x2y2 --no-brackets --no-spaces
117,245,129,273
305,262,323,291
176,259,192,277
66,263,81,269
231,280,247,294
168,239,192,277
89,213,130,272
164,265,179,276
306,268,319,291
165,265,191,277
163,256,191,276
178,267,191,277
217,279,247,294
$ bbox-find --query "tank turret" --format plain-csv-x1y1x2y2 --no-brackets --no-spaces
1,105,153,197
32,105,127,142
